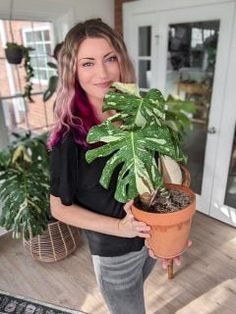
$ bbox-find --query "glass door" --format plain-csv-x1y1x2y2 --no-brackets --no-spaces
162,20,220,195
151,2,235,224
128,2,236,225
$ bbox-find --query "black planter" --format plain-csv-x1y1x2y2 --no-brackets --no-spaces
5,47,23,65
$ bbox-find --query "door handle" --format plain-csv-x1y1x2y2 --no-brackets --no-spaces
207,127,216,134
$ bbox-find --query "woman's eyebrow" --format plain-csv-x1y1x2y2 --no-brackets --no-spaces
103,51,114,58
78,51,114,61
78,57,94,61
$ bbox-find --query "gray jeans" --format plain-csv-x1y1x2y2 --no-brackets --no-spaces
92,246,156,314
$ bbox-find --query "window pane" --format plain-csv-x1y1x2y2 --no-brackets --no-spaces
34,30,43,41
31,57,47,68
139,26,151,56
45,43,52,55
166,20,220,194
35,43,45,55
44,30,50,41
25,32,34,42
138,60,151,89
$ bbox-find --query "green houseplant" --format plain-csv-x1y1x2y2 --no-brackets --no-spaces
43,61,58,102
43,42,64,102
0,132,79,262
5,42,35,102
85,83,196,271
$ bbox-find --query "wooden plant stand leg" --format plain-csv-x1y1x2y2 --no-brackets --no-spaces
167,259,174,279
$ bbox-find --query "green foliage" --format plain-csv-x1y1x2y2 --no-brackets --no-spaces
86,83,188,203
22,47,35,103
5,42,35,102
6,42,22,49
165,95,196,143
0,132,51,240
43,75,58,102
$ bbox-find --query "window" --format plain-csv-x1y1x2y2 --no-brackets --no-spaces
22,26,55,84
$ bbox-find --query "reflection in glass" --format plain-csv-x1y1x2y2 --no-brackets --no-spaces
139,60,151,89
165,20,220,194
139,26,151,56
225,127,236,209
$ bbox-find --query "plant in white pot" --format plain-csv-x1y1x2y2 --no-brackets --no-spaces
0,132,79,262
85,83,196,277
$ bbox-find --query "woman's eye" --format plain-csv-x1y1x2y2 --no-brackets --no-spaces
82,62,93,67
106,56,117,63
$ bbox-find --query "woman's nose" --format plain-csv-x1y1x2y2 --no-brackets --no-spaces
97,62,108,79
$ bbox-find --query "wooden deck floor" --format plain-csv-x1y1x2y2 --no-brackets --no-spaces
0,212,235,314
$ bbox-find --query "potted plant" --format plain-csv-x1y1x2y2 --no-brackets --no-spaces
85,83,196,271
5,42,35,102
22,46,35,103
5,42,23,65
0,132,79,262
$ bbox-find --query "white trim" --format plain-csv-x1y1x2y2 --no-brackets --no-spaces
0,19,24,121
124,0,236,226
210,6,236,226
22,24,54,86
123,0,235,15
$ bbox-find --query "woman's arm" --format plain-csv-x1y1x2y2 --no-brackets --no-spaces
50,195,150,239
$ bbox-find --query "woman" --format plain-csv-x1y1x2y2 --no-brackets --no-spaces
49,18,184,314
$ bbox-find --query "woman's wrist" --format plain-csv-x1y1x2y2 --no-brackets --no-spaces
117,218,123,236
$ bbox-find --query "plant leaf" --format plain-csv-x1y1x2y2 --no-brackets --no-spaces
86,121,185,202
104,88,166,128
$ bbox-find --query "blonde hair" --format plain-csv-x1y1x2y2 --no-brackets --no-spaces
49,18,136,147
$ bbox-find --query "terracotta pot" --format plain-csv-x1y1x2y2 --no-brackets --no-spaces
132,184,196,258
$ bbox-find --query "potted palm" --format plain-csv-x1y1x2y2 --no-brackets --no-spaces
0,132,79,262
85,83,196,273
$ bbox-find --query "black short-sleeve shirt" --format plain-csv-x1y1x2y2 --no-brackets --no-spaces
50,132,144,257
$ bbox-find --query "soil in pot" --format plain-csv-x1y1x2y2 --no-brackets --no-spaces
134,189,191,213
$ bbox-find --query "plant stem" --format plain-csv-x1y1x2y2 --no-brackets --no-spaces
148,185,171,207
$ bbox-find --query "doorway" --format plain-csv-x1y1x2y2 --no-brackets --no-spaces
125,1,236,226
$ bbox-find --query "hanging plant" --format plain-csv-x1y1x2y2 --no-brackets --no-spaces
22,46,35,103
5,43,35,103
5,42,23,64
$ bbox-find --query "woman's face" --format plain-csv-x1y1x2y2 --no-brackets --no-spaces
77,37,121,108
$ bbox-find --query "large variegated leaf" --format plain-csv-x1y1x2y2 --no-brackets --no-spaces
0,132,50,239
104,86,166,128
112,82,140,97
86,120,185,202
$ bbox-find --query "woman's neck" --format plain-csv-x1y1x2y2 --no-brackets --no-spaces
89,98,115,122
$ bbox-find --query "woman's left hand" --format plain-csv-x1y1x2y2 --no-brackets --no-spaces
145,239,192,269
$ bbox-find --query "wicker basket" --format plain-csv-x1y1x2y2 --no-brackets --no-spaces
23,220,80,262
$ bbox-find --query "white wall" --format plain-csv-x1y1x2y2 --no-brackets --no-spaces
0,0,114,41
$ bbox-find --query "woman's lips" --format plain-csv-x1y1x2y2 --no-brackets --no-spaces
95,81,111,89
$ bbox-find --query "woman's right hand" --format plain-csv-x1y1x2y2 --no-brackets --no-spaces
117,200,151,238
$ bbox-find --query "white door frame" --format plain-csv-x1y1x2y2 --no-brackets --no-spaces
124,1,236,226
210,12,236,226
